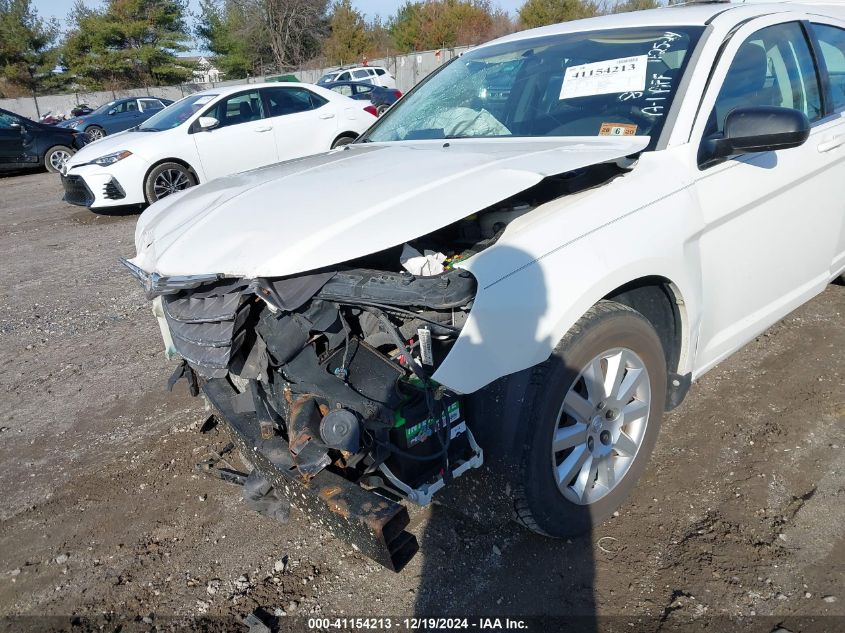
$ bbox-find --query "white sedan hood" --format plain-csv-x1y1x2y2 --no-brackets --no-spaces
130,137,649,278
67,129,159,166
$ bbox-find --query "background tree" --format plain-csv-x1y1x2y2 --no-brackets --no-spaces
63,0,193,90
517,0,598,29
611,0,661,12
389,0,503,53
196,0,265,78
0,0,63,104
260,0,329,70
322,0,372,66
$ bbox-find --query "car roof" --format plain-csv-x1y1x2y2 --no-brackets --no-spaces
476,1,843,49
324,80,377,87
188,81,322,98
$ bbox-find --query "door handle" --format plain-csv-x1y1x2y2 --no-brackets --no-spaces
254,126,273,132
319,113,336,120
817,134,845,153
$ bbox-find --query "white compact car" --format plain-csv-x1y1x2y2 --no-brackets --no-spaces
317,65,397,88
125,1,845,570
61,83,376,209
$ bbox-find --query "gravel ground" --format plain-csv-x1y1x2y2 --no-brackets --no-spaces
0,171,843,632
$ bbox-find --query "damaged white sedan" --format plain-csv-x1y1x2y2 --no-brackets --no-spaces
124,1,845,570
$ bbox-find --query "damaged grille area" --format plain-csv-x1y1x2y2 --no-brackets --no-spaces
162,280,251,378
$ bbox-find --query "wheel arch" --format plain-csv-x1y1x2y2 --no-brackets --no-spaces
143,157,201,186
603,275,691,410
142,158,201,204
332,131,359,146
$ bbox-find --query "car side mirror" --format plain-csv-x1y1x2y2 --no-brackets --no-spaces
198,116,219,131
699,106,810,168
107,109,117,116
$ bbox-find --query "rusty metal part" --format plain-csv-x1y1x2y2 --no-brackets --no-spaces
202,378,419,572
287,394,331,478
194,442,248,486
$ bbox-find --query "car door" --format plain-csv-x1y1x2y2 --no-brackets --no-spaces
809,18,845,276
191,90,278,180
260,86,338,161
691,18,842,371
0,111,25,163
353,84,375,101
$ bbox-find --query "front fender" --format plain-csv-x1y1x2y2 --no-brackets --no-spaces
432,152,703,394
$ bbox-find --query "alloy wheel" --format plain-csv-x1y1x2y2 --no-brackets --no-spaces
153,168,191,199
551,347,651,505
49,149,71,172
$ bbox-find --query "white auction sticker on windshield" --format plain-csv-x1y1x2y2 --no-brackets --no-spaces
560,55,648,99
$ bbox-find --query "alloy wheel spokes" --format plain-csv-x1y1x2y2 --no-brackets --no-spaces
552,347,651,505
154,169,190,199
51,150,70,171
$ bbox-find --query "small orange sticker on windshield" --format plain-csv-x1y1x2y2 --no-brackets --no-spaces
599,122,637,136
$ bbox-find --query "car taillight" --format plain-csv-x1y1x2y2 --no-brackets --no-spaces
392,90,402,99
364,105,378,117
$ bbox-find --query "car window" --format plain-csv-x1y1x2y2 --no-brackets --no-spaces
205,91,265,128
126,100,138,112
110,101,131,114
375,68,386,76
0,112,21,128
338,71,352,81
141,93,218,131
811,23,845,112
139,99,164,112
355,84,374,95
708,22,822,135
366,27,703,146
332,85,354,97
263,87,327,117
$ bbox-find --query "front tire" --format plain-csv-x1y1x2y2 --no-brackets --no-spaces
514,300,667,537
331,135,356,149
44,145,73,173
144,162,197,204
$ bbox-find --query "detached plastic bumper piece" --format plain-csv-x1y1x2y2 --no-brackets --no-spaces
202,378,419,572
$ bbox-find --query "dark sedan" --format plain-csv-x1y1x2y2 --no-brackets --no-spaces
0,108,88,173
58,96,173,141
323,81,402,115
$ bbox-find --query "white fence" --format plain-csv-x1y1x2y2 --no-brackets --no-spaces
0,46,473,120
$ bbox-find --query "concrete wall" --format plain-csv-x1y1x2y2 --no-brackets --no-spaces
0,46,474,120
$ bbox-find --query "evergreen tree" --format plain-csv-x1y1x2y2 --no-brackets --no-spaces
0,0,62,101
517,0,598,29
322,0,372,66
63,0,193,89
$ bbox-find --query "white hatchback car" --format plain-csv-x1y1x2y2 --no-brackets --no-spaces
125,1,845,570
61,83,376,209
317,65,397,88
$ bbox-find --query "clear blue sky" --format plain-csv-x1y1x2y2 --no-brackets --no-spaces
35,0,525,31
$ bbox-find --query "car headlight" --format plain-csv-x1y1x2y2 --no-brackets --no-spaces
92,150,132,166
67,119,83,128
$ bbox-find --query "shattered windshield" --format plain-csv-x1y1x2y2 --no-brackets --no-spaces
138,93,218,131
365,26,702,145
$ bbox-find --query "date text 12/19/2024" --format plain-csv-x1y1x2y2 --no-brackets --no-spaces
307,618,529,630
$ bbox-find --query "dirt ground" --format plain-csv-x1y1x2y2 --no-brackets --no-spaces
0,171,843,633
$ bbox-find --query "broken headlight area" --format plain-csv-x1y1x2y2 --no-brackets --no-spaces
159,261,481,507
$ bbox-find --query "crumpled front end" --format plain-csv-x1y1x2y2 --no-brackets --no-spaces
123,139,643,570
129,252,485,570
